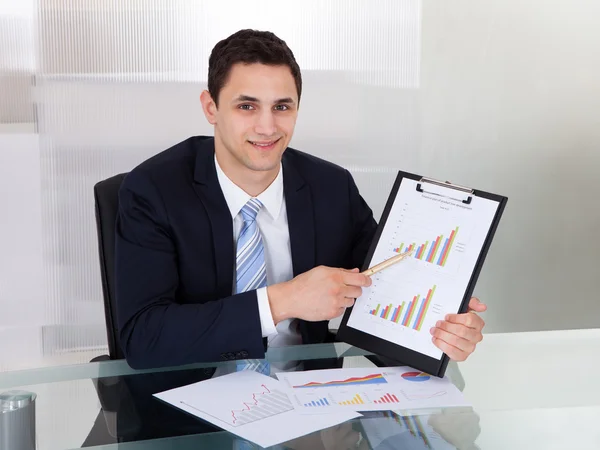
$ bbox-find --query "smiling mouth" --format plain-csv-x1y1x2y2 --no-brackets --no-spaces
248,138,281,150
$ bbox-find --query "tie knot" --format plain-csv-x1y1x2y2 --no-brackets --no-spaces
240,198,262,222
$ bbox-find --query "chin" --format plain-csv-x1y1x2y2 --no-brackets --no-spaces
247,159,281,173
244,144,285,171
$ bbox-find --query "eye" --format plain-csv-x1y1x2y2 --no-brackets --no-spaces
238,104,254,110
274,104,289,111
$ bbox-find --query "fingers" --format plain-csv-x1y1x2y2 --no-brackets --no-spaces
339,296,355,308
341,285,363,300
335,307,347,318
340,269,372,287
444,311,485,331
430,326,476,354
433,320,482,343
431,313,484,361
432,336,471,362
467,296,487,313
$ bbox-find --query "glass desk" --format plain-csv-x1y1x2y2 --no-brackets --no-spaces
1,329,599,450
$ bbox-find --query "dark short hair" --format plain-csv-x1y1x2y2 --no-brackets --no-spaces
207,29,302,107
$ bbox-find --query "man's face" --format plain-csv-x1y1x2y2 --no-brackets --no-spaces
203,63,299,177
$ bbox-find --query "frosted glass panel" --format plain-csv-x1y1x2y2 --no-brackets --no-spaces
0,0,421,370
0,0,35,123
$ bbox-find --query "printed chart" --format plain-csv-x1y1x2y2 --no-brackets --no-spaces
347,178,499,359
393,226,460,268
153,371,360,449
277,367,469,414
368,285,437,331
401,372,431,382
181,383,293,427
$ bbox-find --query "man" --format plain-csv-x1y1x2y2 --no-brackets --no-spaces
115,29,486,371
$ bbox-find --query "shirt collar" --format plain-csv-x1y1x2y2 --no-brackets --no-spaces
214,155,284,221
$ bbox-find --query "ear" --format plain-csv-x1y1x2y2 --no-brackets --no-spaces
200,90,218,125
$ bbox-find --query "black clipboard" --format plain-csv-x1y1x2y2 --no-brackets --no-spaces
337,170,507,378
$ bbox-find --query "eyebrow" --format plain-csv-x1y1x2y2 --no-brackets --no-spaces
233,95,296,105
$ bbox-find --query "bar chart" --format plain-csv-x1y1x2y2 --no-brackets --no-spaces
304,397,330,407
338,394,366,406
278,367,469,413
373,393,400,404
300,392,401,407
393,226,459,267
369,285,437,331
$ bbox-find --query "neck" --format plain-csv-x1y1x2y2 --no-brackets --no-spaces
214,146,279,198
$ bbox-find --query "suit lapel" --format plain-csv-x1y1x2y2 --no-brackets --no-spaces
283,153,323,344
282,154,316,278
191,138,235,298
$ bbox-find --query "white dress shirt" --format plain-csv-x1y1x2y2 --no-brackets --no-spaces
215,156,302,349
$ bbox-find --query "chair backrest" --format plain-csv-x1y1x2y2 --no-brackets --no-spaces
94,173,128,360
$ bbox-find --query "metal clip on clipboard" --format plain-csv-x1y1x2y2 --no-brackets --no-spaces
416,177,474,205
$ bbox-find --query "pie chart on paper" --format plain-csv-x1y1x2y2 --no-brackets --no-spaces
401,371,431,382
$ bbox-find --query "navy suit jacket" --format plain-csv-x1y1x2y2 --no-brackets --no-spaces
115,136,377,369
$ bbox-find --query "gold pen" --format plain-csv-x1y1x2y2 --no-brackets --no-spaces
361,248,415,276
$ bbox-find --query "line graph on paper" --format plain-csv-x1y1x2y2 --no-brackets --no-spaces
399,390,448,401
181,384,293,427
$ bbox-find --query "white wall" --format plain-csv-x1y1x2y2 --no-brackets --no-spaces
416,0,600,332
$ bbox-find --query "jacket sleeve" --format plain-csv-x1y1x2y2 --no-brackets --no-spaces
114,170,264,369
345,169,378,269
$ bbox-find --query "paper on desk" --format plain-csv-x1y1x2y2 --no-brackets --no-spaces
153,370,360,448
276,367,470,414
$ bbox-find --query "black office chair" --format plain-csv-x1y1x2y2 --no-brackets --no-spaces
94,172,128,360
86,173,222,444
83,172,142,446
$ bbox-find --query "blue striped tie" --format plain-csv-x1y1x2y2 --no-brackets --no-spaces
235,198,267,294
235,198,270,375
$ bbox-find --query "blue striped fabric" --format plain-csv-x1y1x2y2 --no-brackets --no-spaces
235,198,270,376
235,198,267,294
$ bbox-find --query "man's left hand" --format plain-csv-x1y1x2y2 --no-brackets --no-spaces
430,297,486,361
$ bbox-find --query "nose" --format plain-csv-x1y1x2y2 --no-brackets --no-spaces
254,109,277,137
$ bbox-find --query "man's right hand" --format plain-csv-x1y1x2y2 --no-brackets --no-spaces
267,266,372,324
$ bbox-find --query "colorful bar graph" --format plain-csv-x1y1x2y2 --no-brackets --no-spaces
394,226,459,267
427,235,442,263
394,242,417,254
384,304,392,320
441,228,458,266
369,286,436,331
415,286,436,331
436,238,449,265
416,241,429,259
304,397,330,407
392,302,405,323
373,393,399,404
338,394,365,406
402,295,419,326
380,305,387,319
